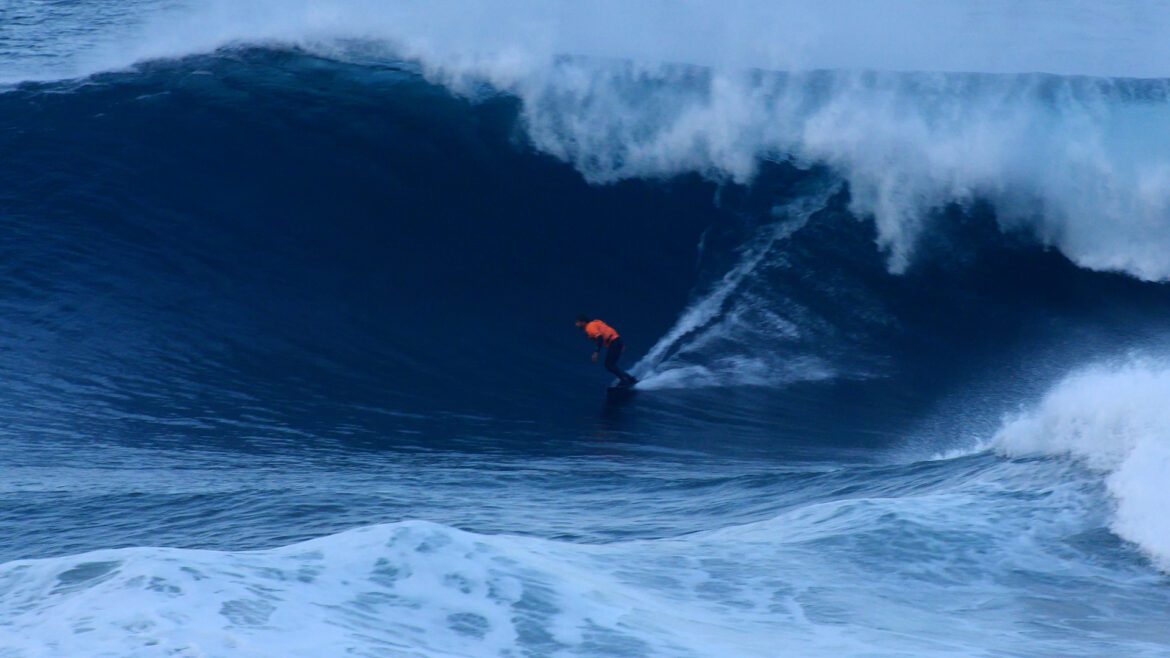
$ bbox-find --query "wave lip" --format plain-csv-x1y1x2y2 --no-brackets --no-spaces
993,358,1170,571
8,1,1170,85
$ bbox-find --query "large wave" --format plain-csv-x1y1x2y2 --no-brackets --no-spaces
6,1,1170,281
6,7,1170,652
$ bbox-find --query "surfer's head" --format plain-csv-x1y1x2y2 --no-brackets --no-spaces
575,314,590,328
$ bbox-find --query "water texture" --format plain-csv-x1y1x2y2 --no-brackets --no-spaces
2,2,1170,656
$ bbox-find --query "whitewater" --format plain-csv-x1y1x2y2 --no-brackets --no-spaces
2,1,1170,657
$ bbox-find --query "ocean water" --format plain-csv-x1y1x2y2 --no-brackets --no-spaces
2,2,1170,656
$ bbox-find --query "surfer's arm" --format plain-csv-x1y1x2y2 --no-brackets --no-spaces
590,336,603,362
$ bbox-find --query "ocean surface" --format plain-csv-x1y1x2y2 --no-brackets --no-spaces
3,2,1170,656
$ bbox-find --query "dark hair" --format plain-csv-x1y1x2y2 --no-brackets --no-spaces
576,314,590,323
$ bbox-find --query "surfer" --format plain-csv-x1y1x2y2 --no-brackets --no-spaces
576,314,638,387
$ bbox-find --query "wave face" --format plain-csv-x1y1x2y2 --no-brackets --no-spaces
6,1,1170,279
4,3,1170,657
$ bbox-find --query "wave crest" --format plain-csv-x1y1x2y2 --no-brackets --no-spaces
993,358,1170,571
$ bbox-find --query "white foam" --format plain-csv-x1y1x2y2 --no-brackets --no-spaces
15,1,1170,82
0,520,888,657
993,358,1170,571
631,188,853,389
6,465,1162,658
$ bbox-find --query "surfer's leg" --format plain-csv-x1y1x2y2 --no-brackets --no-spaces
605,339,636,384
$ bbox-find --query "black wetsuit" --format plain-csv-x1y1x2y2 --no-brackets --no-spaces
600,337,636,385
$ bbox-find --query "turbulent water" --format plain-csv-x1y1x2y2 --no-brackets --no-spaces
3,2,1170,656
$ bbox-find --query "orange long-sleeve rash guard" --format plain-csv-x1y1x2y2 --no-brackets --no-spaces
584,320,620,347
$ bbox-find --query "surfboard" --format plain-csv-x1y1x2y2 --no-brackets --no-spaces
606,380,637,400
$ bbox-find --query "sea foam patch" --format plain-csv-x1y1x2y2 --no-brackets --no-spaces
994,358,1170,572
3,470,1161,658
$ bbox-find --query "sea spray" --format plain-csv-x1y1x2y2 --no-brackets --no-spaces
994,358,1170,571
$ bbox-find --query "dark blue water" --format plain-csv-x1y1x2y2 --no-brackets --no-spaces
3,8,1170,656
